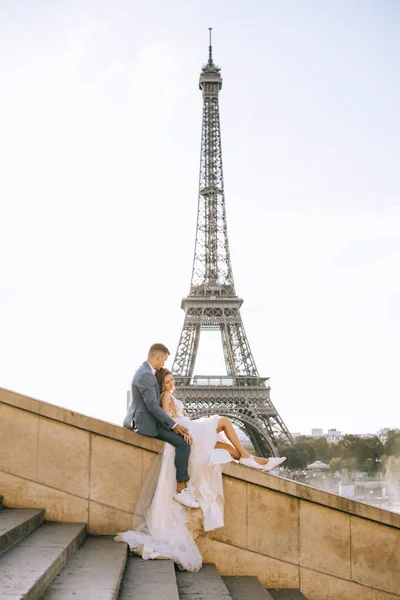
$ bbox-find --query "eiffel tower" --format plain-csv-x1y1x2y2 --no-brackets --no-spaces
172,31,292,456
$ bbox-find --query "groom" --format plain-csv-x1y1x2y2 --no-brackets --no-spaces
124,343,199,509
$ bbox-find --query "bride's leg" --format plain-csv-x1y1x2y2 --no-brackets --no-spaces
216,418,273,464
216,417,251,459
215,441,240,460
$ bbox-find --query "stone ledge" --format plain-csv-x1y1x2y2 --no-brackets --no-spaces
221,463,400,530
2,385,400,532
0,386,162,454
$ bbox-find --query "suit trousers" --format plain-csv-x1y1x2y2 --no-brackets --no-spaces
156,427,191,483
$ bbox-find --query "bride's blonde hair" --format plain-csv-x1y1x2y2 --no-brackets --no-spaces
155,368,173,394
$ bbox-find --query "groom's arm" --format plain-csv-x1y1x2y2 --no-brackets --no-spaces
138,372,177,430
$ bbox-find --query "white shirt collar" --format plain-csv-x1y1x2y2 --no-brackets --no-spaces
146,361,156,375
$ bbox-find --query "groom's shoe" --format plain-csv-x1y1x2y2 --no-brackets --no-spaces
174,488,200,509
239,456,264,470
263,456,287,472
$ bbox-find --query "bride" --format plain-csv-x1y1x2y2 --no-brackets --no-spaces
115,368,286,571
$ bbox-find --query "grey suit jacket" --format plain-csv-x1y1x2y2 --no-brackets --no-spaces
123,361,176,436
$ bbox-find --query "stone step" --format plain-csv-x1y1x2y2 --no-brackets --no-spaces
0,508,45,555
267,590,309,600
0,521,86,600
176,563,231,600
118,555,179,600
42,536,127,600
223,576,274,599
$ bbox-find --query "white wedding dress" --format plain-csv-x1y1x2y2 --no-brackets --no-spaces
115,395,233,571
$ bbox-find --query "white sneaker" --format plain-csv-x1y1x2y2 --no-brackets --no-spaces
173,488,200,509
263,456,287,472
239,456,265,470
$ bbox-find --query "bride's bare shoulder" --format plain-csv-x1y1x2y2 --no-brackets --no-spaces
160,391,172,408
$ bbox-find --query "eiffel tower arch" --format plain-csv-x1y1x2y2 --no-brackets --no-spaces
172,31,292,457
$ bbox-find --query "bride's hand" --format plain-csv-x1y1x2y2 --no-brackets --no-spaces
184,433,193,445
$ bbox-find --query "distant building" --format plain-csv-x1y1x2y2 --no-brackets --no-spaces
311,428,323,437
377,428,390,443
291,432,302,440
326,429,342,443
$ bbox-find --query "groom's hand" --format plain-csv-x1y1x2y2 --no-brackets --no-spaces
174,423,190,437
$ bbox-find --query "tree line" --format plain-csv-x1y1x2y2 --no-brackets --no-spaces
278,429,400,473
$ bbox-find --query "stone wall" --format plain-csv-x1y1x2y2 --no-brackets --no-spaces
1,386,399,600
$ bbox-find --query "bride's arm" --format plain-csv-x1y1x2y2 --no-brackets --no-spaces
161,391,175,417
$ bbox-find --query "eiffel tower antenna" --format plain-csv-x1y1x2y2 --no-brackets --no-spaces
172,31,292,456
208,27,213,63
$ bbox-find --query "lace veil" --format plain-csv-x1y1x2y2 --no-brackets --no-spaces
116,442,203,571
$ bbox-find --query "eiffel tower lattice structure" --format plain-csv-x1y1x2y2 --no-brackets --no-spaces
172,31,292,457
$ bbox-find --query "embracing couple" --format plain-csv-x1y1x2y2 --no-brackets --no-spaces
115,343,286,571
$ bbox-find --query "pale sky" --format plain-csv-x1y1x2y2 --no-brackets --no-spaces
1,1,399,437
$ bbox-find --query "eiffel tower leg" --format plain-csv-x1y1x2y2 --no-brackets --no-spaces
255,430,277,457
220,324,236,376
225,316,258,377
173,321,201,380
243,425,263,456
260,413,293,449
244,426,277,457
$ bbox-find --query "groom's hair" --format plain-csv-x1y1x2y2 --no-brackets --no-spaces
148,343,170,356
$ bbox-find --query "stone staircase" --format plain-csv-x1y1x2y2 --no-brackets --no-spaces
0,506,308,600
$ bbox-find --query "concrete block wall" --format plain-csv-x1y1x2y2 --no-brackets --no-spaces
1,386,399,600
